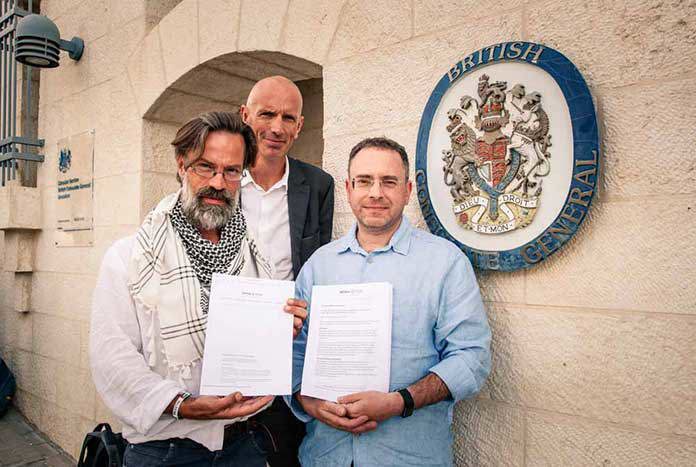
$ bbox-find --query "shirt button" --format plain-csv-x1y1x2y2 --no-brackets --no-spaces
366,257,373,264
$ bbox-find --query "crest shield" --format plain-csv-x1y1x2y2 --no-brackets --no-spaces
476,138,508,187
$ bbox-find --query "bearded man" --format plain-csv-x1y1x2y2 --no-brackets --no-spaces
90,111,308,466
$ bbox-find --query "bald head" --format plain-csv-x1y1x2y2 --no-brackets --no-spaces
241,75,305,162
246,75,303,114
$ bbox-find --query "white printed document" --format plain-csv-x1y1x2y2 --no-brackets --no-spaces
301,282,393,402
200,274,294,396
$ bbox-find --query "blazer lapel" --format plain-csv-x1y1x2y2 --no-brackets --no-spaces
287,158,310,276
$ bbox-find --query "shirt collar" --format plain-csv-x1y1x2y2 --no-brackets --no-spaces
241,156,290,192
337,215,412,256
388,216,413,255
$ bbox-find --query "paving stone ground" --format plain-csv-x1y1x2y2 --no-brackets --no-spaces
0,407,75,466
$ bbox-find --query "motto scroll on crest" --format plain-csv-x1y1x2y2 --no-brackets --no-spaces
442,74,551,235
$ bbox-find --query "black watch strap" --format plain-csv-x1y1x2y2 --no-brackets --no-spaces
397,388,415,418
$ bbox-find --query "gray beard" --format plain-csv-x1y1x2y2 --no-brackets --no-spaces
180,177,238,231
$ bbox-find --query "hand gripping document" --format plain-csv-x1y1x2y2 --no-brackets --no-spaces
200,274,295,396
301,282,393,402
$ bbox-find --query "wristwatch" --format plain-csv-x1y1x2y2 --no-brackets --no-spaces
397,388,414,418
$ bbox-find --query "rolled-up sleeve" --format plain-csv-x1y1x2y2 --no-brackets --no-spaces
90,240,183,435
428,254,491,402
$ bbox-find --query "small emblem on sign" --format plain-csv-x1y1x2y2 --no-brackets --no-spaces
59,148,71,173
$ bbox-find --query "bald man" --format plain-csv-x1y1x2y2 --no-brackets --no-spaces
241,76,334,466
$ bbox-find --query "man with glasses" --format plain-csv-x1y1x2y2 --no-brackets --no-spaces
240,76,335,466
90,111,308,466
288,137,492,466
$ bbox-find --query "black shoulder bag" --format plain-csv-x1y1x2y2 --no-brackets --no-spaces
77,423,127,467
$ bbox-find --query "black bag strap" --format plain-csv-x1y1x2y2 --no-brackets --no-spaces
94,424,116,447
77,432,93,467
100,438,122,467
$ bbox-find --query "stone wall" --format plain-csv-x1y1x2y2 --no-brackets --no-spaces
0,0,693,464
0,0,151,458
293,78,325,167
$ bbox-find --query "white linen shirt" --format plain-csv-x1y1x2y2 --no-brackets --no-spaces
241,158,293,280
90,236,260,451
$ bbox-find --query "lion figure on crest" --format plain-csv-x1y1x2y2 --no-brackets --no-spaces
442,108,478,202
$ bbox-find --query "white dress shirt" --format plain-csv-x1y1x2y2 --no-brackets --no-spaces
241,158,294,280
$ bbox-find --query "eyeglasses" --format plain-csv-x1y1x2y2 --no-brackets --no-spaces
351,176,403,191
187,162,243,183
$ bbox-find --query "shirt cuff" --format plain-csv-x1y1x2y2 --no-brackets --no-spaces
428,358,478,403
133,381,183,434
283,394,313,424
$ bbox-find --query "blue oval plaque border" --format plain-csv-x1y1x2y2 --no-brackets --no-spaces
415,42,600,271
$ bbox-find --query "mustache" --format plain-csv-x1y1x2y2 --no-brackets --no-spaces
196,186,233,203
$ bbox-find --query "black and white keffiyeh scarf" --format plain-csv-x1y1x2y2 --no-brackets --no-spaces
169,200,246,313
127,191,272,376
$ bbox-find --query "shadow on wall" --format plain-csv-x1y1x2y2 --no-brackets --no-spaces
141,51,324,216
145,0,187,29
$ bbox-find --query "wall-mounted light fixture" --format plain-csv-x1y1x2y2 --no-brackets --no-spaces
1,4,86,186
15,14,84,68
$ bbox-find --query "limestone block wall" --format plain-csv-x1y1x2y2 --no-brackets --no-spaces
0,0,152,458
0,0,693,464
293,78,324,167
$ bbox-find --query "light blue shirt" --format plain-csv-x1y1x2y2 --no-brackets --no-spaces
287,217,491,467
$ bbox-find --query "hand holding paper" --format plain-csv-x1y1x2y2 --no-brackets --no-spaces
200,274,296,396
178,393,275,420
301,282,393,402
286,298,308,338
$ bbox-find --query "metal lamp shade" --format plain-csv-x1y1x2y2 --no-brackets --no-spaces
16,37,60,67
14,14,83,68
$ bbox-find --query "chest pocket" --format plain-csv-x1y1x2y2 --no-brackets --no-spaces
391,293,436,349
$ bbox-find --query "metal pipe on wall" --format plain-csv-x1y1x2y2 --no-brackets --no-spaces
1,2,8,185
10,1,17,180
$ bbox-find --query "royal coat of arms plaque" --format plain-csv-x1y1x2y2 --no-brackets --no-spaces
416,42,599,271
